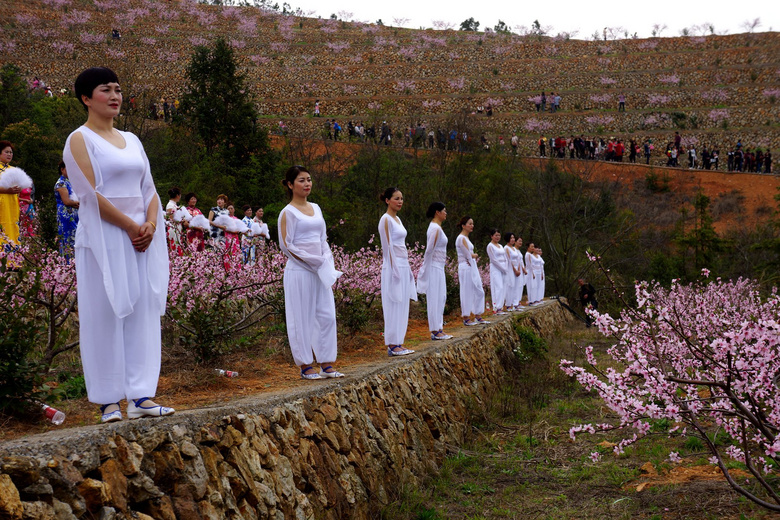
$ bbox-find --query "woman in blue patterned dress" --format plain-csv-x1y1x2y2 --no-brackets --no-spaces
54,161,79,257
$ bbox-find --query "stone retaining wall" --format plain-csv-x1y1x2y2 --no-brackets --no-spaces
0,302,574,520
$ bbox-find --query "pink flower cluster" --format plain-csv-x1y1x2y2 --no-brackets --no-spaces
658,74,681,85
61,10,91,27
647,94,670,106
708,109,729,123
325,42,350,53
51,41,75,54
585,115,614,127
562,271,780,503
447,77,466,90
81,32,106,44
524,119,553,133
589,94,612,104
701,89,729,103
394,80,417,93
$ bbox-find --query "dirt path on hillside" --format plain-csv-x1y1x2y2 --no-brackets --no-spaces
273,136,779,233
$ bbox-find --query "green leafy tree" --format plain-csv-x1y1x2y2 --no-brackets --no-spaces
494,20,510,34
675,192,725,276
182,38,263,163
180,37,278,204
0,64,31,133
459,17,480,31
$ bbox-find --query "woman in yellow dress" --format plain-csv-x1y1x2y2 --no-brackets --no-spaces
0,141,21,247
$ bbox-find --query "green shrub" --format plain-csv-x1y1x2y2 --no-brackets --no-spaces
0,264,49,416
511,324,547,362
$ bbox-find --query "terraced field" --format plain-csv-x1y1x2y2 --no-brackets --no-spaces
1,0,779,159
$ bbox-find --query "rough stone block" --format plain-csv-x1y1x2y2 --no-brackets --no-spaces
0,474,24,520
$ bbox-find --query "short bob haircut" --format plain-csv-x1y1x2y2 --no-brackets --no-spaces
503,231,515,243
216,194,228,203
183,192,198,205
0,140,14,153
74,67,119,111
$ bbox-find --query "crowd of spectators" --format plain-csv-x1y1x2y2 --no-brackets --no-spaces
20,75,776,175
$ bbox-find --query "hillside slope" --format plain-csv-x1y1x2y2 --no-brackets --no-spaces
1,0,779,160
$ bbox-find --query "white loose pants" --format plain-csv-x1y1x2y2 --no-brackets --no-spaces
76,248,161,405
458,263,486,317
489,264,506,310
284,266,338,366
426,266,446,332
381,265,412,345
509,272,524,307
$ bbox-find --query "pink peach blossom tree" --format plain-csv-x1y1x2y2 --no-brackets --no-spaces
562,256,780,511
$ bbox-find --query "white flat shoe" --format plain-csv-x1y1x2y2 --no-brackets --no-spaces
320,365,345,378
100,403,122,423
388,345,415,356
127,398,174,419
301,366,323,380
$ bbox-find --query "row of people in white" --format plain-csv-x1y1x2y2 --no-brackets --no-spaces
488,233,546,312
277,179,546,377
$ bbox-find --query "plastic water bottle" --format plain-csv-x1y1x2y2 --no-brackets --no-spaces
215,369,239,378
41,404,65,425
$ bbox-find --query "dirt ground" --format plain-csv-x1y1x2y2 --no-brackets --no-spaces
0,313,451,441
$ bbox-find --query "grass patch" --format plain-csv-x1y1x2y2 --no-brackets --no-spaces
383,323,777,519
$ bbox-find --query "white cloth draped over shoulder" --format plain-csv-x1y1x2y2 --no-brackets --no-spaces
379,213,417,303
278,203,342,287
456,235,483,296
416,222,447,294
63,125,168,318
456,234,485,316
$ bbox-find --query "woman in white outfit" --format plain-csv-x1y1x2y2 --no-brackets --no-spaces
529,246,545,304
504,233,524,311
487,229,509,315
417,202,452,341
524,242,536,305
515,237,528,307
535,247,546,304
379,187,417,356
278,166,345,379
456,216,488,326
64,67,173,423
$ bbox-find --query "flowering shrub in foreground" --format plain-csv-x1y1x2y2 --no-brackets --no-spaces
561,260,780,511
0,227,491,364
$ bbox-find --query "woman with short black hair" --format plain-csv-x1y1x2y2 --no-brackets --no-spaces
0,140,21,247
64,67,173,422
